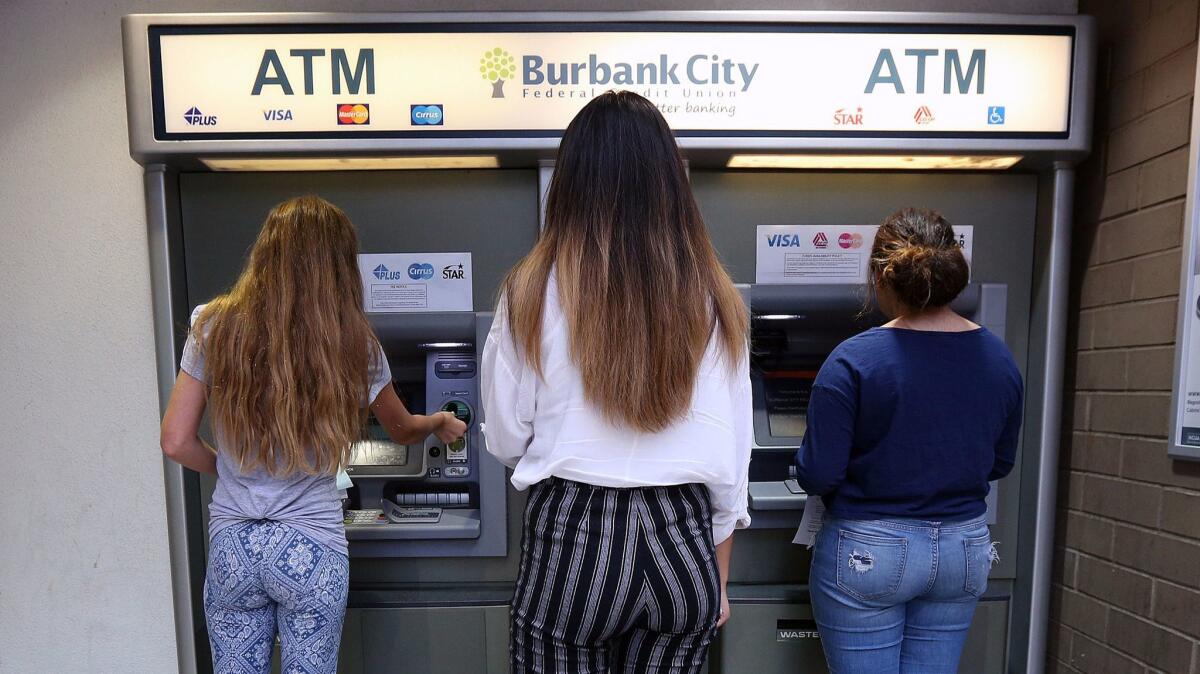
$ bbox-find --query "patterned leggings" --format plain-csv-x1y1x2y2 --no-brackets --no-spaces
204,521,349,674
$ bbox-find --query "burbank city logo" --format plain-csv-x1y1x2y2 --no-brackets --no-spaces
480,48,517,98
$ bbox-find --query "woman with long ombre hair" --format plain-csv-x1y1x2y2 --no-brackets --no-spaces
481,91,752,673
159,195,465,674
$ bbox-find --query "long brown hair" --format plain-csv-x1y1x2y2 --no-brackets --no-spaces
502,91,748,434
193,195,378,476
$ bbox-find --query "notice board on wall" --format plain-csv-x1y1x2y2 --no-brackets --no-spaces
1169,41,1200,461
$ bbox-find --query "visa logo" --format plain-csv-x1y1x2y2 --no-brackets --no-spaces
263,109,294,121
767,234,804,247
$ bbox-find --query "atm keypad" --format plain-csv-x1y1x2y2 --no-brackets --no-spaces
344,509,386,525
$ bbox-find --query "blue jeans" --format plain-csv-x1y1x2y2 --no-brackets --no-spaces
204,520,349,674
810,515,994,674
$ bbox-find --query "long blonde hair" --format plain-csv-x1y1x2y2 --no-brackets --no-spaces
502,91,748,434
193,195,377,476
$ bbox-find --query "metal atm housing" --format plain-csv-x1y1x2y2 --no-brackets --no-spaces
343,312,507,558
744,283,1009,522
123,11,1095,674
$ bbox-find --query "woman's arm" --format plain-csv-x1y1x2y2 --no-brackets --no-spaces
160,372,217,475
793,382,856,495
710,355,753,629
989,377,1025,481
479,302,536,467
715,534,734,628
793,351,858,495
371,385,465,445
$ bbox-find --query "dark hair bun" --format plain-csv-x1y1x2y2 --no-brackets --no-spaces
869,208,969,310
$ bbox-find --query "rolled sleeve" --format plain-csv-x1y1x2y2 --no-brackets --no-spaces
178,305,208,383
707,353,752,545
367,343,394,406
480,300,536,469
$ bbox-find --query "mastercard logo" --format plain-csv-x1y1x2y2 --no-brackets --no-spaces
336,103,370,125
838,233,864,249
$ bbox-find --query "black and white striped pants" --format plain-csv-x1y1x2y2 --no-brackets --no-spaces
511,477,721,674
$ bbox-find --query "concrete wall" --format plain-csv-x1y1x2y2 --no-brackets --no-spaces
0,1,1074,672
1050,2,1200,673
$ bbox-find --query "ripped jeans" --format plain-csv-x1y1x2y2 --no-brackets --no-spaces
809,515,995,674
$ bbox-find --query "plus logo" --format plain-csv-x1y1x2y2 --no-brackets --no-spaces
183,107,217,126
372,264,403,281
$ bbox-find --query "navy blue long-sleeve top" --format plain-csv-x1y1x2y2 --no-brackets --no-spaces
793,326,1023,521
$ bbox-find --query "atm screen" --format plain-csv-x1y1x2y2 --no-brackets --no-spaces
762,375,814,439
350,440,408,467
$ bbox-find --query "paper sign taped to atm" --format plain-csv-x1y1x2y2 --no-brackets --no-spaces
755,225,973,285
357,253,472,313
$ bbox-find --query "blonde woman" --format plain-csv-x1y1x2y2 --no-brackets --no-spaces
482,91,752,674
160,196,465,674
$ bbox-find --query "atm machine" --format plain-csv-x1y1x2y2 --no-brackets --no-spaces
694,170,1040,673
123,11,1094,674
341,313,505,554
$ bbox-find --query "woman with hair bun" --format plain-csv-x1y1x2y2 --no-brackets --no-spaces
794,208,1024,673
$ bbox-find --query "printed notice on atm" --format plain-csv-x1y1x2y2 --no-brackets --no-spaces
357,253,472,313
756,225,973,284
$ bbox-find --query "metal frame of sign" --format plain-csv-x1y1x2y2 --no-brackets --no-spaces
1168,25,1200,461
122,11,1096,163
143,21,1075,142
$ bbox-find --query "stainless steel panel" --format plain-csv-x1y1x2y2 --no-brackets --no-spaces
145,166,204,674
359,605,510,672
1021,165,1073,674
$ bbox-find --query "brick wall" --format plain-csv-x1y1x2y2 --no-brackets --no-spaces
1050,2,1200,673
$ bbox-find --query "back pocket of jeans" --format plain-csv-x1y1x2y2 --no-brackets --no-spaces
963,533,993,597
835,530,908,602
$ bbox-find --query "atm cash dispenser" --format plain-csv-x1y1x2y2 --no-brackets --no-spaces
710,282,1008,674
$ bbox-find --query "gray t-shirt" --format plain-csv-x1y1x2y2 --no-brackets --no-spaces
180,305,392,555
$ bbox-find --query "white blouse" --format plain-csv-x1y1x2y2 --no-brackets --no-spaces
480,276,752,544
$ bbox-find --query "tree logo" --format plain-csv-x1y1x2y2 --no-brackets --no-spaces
480,48,516,98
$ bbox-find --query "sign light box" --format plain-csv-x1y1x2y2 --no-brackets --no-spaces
149,24,1075,140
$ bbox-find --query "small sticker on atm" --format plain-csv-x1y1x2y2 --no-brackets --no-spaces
337,103,370,125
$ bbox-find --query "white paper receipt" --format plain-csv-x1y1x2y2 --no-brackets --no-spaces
791,495,826,548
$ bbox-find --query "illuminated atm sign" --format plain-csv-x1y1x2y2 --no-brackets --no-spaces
148,24,1075,139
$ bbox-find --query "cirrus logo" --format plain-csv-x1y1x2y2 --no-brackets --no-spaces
411,104,444,126
408,263,435,280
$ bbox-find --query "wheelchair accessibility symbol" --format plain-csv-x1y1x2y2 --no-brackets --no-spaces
988,106,1006,125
